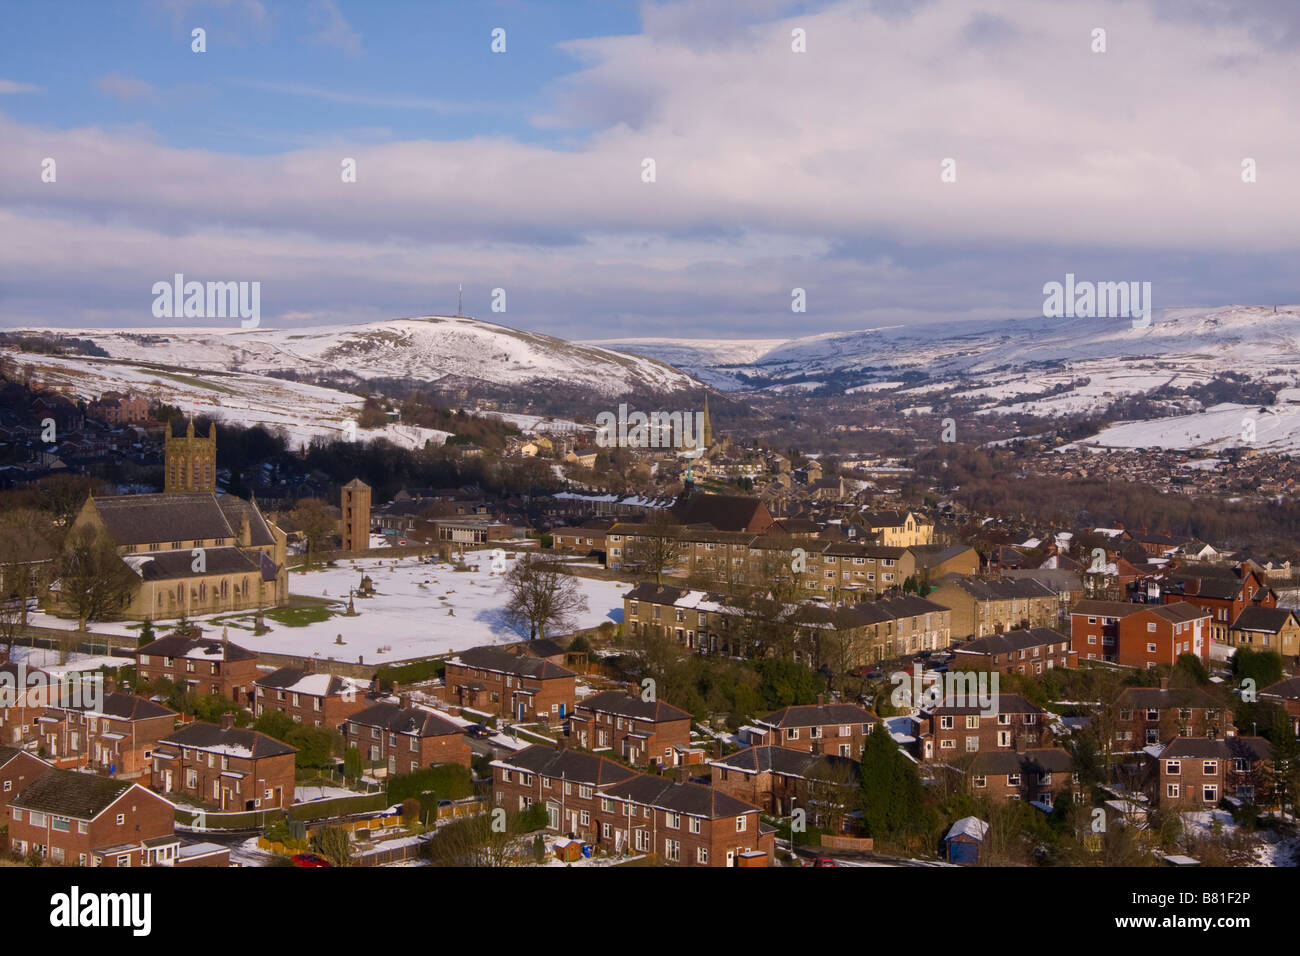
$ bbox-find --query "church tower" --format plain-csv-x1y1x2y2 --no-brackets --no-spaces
165,419,217,493
340,477,372,552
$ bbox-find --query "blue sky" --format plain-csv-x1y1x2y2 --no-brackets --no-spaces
1,0,1298,340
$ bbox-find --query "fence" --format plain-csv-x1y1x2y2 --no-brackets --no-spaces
820,834,874,852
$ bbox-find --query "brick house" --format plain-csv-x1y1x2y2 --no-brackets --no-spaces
1112,684,1234,751
750,701,879,759
151,719,297,811
915,694,1048,762
929,575,1059,640
1151,737,1273,810
567,690,693,767
968,748,1076,806
951,627,1076,675
492,744,640,840
9,769,180,867
1115,603,1210,669
34,692,178,776
0,746,51,825
442,646,576,722
343,701,470,776
708,745,859,824
1161,562,1277,645
1069,599,1145,663
136,634,259,705
253,667,371,732
590,775,775,867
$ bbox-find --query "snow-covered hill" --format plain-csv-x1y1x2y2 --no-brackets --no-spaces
20,315,702,398
589,306,1300,401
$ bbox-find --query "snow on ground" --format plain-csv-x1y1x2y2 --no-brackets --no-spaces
9,645,129,674
293,785,358,803
31,550,627,666
10,350,450,451
1069,401,1300,453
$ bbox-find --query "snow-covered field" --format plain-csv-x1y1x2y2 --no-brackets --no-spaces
30,550,626,666
1069,401,1300,452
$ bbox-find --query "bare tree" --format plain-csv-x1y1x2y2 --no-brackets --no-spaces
290,498,337,568
503,554,589,641
624,513,685,585
0,508,57,656
57,526,136,632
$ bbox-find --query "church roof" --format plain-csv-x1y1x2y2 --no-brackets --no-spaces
88,492,276,549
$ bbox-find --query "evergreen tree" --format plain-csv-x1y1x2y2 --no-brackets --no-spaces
858,723,926,840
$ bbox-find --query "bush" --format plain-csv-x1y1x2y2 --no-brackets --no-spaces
386,764,474,805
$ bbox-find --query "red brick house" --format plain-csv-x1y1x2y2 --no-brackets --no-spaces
136,634,259,705
492,744,641,840
1151,736,1273,810
708,744,859,826
343,700,470,776
151,719,297,811
9,769,180,867
1070,599,1146,663
750,701,879,759
443,646,576,722
34,692,177,777
0,746,51,825
568,690,693,767
1112,684,1233,751
968,748,1076,807
1161,562,1277,645
591,774,775,867
916,694,1048,762
952,627,1076,676
253,667,371,732
1116,603,1211,669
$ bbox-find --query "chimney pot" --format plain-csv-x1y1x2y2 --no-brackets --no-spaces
220,712,235,731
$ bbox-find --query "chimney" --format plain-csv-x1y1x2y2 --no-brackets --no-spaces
220,712,235,731
555,735,567,752
399,693,411,710
816,693,825,707
1159,677,1169,690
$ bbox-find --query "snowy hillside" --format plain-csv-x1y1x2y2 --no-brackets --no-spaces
8,351,450,451
590,306,1300,403
20,315,702,398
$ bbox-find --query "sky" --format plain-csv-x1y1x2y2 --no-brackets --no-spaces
1,0,1298,341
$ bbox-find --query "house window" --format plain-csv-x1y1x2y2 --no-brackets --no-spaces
1202,785,1218,802
696,847,708,864
973,775,986,788
115,813,125,825
664,839,680,862
1203,761,1217,775
689,817,702,834
736,815,747,832
1166,760,1180,776
666,812,681,829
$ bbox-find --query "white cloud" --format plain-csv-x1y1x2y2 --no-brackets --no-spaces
0,79,41,94
95,74,160,104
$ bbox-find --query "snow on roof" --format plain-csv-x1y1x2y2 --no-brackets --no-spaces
946,816,989,841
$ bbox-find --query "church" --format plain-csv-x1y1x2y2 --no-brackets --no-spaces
60,421,290,621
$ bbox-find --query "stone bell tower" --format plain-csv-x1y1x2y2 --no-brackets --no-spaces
165,419,217,493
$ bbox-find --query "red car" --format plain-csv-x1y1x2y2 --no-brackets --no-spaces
292,853,332,868
805,856,838,867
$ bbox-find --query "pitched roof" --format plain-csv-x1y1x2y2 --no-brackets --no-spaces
709,745,859,780
1159,738,1230,759
161,722,297,759
957,628,1070,657
1230,606,1294,633
254,667,362,698
10,768,136,819
137,635,256,663
1115,686,1222,710
926,693,1043,716
1261,676,1300,701
88,493,236,547
969,748,1074,776
347,702,462,738
757,703,877,729
595,775,759,818
492,745,640,787
0,746,48,770
70,692,177,721
1071,599,1148,618
940,576,1057,601
451,646,576,680
576,691,691,723
671,493,768,532
123,546,260,581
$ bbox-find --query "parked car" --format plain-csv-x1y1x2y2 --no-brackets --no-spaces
804,856,839,867
465,724,495,739
292,853,331,868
